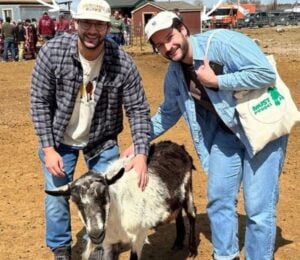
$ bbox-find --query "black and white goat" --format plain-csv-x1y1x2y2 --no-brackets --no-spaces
46,141,197,260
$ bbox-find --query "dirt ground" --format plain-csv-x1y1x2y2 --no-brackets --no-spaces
0,27,299,260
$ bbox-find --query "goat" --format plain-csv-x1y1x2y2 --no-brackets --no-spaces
46,140,198,260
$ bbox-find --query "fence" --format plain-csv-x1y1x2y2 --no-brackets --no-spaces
125,25,203,51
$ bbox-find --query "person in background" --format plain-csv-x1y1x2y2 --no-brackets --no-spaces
0,17,3,33
68,18,77,33
30,0,151,259
14,20,25,61
124,11,288,260
0,18,3,59
28,18,38,52
31,18,37,28
24,19,37,59
2,16,16,63
38,12,55,43
123,14,132,45
55,14,70,37
32,19,38,53
108,10,126,45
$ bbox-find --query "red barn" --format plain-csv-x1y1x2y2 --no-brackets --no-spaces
131,1,202,37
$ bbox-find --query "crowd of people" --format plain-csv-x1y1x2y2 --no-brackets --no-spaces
0,12,75,63
0,9,132,63
106,10,131,45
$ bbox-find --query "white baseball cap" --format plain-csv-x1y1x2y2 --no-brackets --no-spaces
145,11,179,40
73,0,111,22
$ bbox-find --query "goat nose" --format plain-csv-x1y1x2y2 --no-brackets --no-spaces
89,230,105,245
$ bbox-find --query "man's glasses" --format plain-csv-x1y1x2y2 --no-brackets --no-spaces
79,20,108,31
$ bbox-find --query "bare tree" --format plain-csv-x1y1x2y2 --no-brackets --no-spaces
239,0,261,4
265,0,277,10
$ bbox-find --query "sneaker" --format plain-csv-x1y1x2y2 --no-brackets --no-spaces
53,246,71,260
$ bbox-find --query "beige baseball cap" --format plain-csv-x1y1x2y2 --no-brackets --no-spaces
73,0,111,22
145,11,179,40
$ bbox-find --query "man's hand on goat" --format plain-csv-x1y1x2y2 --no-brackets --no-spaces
125,153,148,191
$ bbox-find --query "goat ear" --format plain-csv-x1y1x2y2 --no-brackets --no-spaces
45,184,71,196
106,168,125,185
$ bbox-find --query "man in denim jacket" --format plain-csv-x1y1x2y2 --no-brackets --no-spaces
132,11,287,260
31,0,150,259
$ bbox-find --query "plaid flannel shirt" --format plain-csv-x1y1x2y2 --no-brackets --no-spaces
31,33,151,160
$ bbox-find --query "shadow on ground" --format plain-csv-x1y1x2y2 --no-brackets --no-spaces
71,213,293,259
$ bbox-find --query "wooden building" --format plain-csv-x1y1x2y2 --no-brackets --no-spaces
107,0,146,16
131,1,202,36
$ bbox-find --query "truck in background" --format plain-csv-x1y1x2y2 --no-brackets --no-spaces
237,11,273,28
237,10,300,28
209,3,256,28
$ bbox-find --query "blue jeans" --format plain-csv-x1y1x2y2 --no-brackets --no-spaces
207,127,287,260
3,38,16,61
108,33,124,45
38,144,119,250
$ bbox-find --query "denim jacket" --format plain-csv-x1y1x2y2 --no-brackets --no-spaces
150,29,277,171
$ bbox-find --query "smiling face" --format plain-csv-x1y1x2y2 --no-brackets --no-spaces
76,19,110,59
77,19,109,49
151,26,192,64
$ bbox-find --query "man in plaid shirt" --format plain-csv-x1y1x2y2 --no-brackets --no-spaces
30,0,151,258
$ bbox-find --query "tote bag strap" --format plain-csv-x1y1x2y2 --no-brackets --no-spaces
204,29,225,57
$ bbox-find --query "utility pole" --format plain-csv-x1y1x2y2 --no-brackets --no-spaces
272,0,277,10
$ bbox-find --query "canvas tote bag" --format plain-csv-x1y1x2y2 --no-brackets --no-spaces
234,55,300,155
205,30,300,155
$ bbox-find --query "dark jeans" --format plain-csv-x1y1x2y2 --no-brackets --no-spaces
3,38,16,61
108,32,124,45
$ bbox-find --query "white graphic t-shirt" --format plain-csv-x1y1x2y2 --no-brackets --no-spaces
62,52,104,147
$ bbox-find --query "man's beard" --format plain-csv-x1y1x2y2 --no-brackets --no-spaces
165,41,188,62
78,34,104,50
